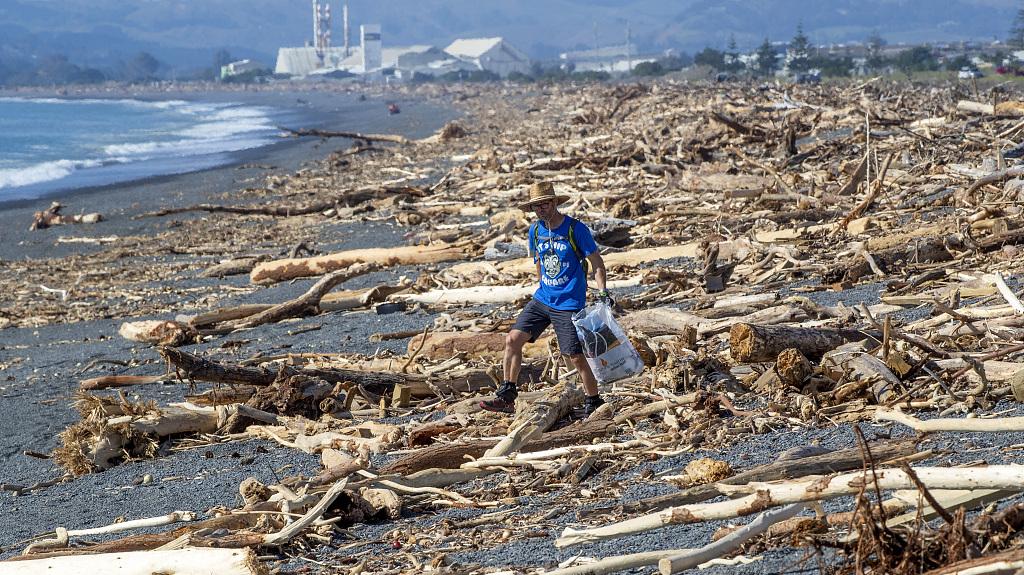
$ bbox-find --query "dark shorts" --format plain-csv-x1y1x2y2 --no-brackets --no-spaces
512,298,583,356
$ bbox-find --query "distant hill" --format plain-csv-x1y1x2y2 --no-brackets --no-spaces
0,0,1019,71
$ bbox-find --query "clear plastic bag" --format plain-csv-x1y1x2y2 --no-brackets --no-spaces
572,302,644,384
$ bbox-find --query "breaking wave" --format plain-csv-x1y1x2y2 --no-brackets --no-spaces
0,158,106,189
0,98,281,192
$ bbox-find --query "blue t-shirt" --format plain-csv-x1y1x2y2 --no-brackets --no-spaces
529,217,598,311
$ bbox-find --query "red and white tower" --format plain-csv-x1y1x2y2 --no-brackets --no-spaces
312,1,332,64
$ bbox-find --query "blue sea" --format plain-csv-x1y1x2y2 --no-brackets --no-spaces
0,97,293,202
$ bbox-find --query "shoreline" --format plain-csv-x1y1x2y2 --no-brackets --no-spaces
0,86,457,263
0,85,446,214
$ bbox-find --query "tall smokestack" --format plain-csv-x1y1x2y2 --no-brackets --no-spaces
312,1,319,51
343,1,350,57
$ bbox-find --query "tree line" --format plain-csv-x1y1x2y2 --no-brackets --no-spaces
0,49,246,87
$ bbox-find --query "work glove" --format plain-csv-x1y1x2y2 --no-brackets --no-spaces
597,289,615,308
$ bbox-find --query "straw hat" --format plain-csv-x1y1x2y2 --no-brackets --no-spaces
517,181,570,211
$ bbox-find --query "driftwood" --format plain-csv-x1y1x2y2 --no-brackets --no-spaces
821,342,902,403
200,255,272,278
557,465,1024,547
29,202,102,231
159,346,540,399
658,503,805,574
730,323,873,362
486,380,585,458
118,320,198,347
876,408,1024,432
250,243,467,283
23,510,198,554
0,547,267,575
542,549,698,575
54,403,233,474
138,185,423,219
380,414,615,476
280,126,410,145
837,236,956,283
216,263,378,332
79,374,167,391
601,439,919,517
408,331,550,361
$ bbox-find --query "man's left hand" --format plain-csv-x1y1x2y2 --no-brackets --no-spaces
597,289,615,308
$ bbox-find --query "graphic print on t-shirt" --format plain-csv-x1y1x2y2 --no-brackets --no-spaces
542,251,562,279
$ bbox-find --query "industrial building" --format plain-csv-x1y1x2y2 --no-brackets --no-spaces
274,3,531,80
559,43,655,73
443,38,531,77
220,59,266,80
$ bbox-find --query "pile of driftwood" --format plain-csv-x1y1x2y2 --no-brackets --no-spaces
6,78,1024,574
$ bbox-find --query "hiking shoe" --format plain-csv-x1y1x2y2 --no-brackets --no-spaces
480,382,518,413
583,395,605,416
479,396,516,413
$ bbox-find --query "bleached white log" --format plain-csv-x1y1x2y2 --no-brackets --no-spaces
658,503,804,574
24,511,199,554
932,359,1023,382
712,292,778,309
875,408,1024,432
987,272,1024,315
908,305,1016,330
0,547,265,575
464,440,648,470
957,100,995,115
556,465,1024,548
540,549,696,575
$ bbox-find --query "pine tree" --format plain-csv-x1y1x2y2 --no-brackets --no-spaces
788,24,811,73
1010,6,1024,48
867,31,886,72
756,38,778,77
725,35,743,73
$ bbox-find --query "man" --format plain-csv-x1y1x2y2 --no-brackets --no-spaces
480,181,612,415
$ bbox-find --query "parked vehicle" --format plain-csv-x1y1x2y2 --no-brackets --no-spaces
958,67,983,79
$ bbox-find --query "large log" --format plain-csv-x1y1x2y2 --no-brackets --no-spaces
29,201,102,231
839,236,955,283
485,380,584,458
658,503,805,575
605,439,919,516
118,320,197,346
159,347,542,399
219,264,377,331
407,332,550,361
620,308,704,336
557,465,1024,548
280,126,409,144
0,547,267,575
730,323,872,362
876,408,1024,432
250,243,466,283
394,276,642,306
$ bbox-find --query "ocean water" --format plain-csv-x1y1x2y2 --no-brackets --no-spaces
0,97,291,202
